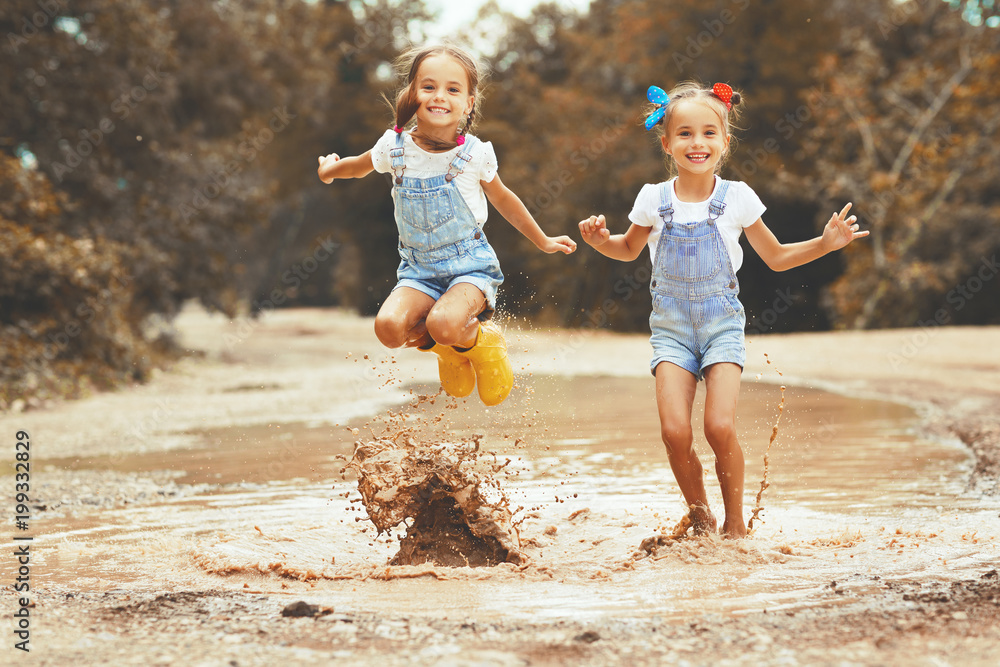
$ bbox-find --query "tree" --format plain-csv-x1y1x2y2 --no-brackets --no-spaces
801,0,1000,327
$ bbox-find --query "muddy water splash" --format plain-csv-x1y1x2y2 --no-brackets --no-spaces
748,384,785,532
343,392,525,567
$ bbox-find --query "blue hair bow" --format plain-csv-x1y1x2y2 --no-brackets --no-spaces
644,85,670,131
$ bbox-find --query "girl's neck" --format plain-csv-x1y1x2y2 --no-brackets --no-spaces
673,172,717,203
411,125,460,153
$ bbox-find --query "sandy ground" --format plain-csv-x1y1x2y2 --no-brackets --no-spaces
2,306,999,665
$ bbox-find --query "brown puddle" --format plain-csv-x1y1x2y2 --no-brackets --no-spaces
27,374,1000,621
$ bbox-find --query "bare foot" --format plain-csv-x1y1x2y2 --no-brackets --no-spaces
721,518,747,539
689,504,718,536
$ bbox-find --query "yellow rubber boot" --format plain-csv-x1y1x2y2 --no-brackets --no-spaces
455,321,513,406
420,342,476,398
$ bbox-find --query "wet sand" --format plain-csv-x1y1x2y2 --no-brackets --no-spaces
2,306,999,665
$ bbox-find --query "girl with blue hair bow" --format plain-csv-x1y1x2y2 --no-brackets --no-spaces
579,81,868,538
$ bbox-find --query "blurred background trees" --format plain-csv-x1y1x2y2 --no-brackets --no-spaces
1,0,997,406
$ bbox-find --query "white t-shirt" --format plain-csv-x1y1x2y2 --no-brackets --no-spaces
628,176,766,272
370,129,498,228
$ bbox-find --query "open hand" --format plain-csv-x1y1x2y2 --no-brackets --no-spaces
578,215,610,247
822,203,868,251
541,235,577,254
317,153,340,184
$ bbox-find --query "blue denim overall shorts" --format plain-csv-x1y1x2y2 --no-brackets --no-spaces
648,180,746,379
389,132,504,314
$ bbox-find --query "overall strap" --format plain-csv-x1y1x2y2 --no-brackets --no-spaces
445,136,478,182
657,181,674,226
390,131,406,184
708,179,731,221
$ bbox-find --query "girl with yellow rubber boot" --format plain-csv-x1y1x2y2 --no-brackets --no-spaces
318,44,576,405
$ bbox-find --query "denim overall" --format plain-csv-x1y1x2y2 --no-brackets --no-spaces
648,179,746,379
389,132,503,310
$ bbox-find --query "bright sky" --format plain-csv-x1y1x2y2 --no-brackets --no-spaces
422,0,592,41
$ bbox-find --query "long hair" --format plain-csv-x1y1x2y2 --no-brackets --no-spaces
387,44,486,151
644,81,744,175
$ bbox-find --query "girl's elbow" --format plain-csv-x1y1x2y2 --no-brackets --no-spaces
621,241,643,261
757,249,791,272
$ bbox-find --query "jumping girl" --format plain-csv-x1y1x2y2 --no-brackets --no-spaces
318,44,576,405
578,81,868,537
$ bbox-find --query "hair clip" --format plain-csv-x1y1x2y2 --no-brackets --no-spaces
393,125,403,134
644,85,670,131
456,136,466,146
712,83,740,110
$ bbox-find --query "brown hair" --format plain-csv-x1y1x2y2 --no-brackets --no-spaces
388,43,486,152
644,81,744,174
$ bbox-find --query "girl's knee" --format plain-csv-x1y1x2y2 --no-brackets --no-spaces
424,308,471,346
660,421,693,456
374,313,406,348
703,416,737,447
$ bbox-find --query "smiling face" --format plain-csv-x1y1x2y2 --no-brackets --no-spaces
660,100,730,177
411,54,475,135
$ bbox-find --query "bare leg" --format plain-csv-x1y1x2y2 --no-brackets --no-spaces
703,362,746,539
374,287,437,349
654,361,718,535
424,283,487,348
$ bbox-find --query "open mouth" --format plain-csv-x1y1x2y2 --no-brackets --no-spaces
685,153,710,163
427,106,450,115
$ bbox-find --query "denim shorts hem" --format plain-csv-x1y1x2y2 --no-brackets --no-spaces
650,354,700,378
448,276,498,310
700,349,746,374
393,279,444,302
392,276,499,311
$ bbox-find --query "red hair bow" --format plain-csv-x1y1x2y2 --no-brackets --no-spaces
712,83,735,110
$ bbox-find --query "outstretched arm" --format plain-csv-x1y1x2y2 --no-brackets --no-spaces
317,150,375,184
745,203,869,272
481,174,576,254
578,215,651,262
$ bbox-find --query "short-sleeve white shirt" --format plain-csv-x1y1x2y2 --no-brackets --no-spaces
628,176,766,272
370,130,498,228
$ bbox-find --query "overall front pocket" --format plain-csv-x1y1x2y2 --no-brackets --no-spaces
398,188,456,233
657,232,722,282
